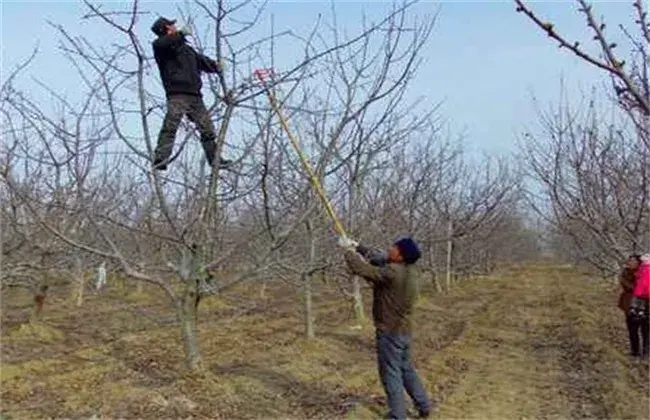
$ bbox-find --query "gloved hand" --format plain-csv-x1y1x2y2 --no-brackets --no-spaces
178,25,193,36
217,59,226,74
338,236,359,250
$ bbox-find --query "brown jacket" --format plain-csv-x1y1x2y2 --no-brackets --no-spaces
344,249,418,334
618,267,636,313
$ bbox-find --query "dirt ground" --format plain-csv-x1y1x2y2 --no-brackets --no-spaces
1,265,648,419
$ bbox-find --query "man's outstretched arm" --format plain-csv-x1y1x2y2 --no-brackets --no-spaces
344,250,392,286
355,244,388,267
197,54,222,74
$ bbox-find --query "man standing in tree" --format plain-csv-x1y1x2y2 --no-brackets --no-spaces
338,235,433,419
150,16,232,171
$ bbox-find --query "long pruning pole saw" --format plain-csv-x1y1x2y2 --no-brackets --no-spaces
253,68,348,238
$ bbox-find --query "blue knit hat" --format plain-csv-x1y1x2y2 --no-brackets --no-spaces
394,237,421,265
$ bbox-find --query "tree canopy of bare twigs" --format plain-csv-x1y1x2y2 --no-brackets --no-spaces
515,0,650,273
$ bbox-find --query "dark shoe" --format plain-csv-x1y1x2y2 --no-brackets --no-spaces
208,157,233,170
152,159,168,171
418,404,436,418
418,409,432,418
219,157,233,168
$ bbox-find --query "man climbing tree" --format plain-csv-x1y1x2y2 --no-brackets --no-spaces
338,235,433,419
150,16,232,171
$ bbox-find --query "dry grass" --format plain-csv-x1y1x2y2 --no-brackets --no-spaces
1,265,648,419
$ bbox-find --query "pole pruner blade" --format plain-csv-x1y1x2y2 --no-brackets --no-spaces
253,67,276,85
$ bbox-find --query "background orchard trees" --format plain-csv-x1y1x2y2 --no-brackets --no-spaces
1,52,109,316
516,0,650,274
357,129,528,292
521,93,649,274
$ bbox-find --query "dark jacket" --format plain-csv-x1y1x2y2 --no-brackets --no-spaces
152,33,221,97
344,244,418,334
618,267,637,313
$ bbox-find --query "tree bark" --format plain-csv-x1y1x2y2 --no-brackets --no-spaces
304,219,316,339
352,276,365,324
347,181,365,324
428,245,443,293
445,219,453,292
71,257,85,306
31,284,48,323
259,280,267,299
303,273,314,339
179,280,203,371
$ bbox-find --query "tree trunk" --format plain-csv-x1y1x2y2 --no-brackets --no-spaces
260,281,267,299
303,219,316,339
352,276,365,325
445,219,453,292
179,280,203,371
31,284,48,323
303,273,314,339
347,182,365,324
71,257,85,306
75,277,85,307
428,245,443,293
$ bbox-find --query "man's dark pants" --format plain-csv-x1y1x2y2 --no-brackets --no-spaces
376,331,431,419
154,94,217,168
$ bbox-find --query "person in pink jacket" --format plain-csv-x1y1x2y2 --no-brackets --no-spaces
629,254,650,358
633,254,650,299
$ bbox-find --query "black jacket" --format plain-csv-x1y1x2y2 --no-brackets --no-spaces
152,33,221,97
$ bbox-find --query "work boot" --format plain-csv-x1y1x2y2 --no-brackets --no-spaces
152,158,168,171
207,156,233,170
219,157,233,169
418,405,436,419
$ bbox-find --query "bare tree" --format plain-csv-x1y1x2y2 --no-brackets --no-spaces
516,0,650,267
515,0,649,151
521,92,649,274
318,2,438,324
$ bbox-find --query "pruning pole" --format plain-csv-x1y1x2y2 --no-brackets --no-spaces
254,68,348,238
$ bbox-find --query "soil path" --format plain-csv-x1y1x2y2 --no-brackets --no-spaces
428,267,649,420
